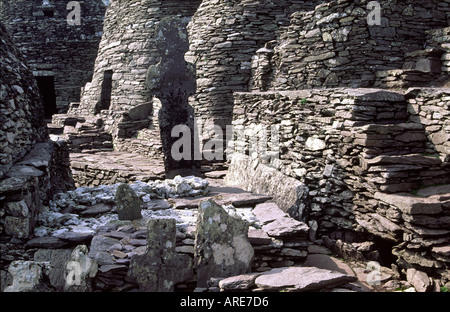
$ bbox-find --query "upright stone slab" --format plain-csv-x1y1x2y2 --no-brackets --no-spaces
128,218,193,292
195,199,254,287
114,183,142,221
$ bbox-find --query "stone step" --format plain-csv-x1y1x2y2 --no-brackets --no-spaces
52,114,86,127
374,69,441,88
403,48,444,73
46,123,64,135
354,124,428,152
374,187,450,215
360,154,442,170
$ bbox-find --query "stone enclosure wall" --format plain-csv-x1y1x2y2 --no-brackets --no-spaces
0,0,107,114
0,23,48,180
0,22,74,274
225,87,450,282
187,0,323,139
264,0,449,91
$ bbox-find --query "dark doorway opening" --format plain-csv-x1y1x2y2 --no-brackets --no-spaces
36,76,57,119
96,70,113,113
373,236,397,267
42,8,54,17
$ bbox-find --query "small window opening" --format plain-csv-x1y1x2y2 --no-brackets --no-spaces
96,70,113,113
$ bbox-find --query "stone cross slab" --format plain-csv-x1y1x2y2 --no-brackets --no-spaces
114,183,142,221
128,218,193,292
194,199,254,287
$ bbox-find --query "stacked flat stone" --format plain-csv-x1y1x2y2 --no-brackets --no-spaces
226,87,450,286
267,0,449,91
0,0,106,113
187,0,318,141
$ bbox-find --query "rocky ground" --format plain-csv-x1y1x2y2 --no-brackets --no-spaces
1,175,426,292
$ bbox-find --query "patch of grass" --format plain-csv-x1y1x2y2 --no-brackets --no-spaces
441,286,449,292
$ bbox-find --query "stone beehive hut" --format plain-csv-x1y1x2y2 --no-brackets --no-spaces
0,22,73,250
0,23,49,179
1,0,450,293
54,0,203,167
78,0,201,115
225,0,450,291
0,0,107,116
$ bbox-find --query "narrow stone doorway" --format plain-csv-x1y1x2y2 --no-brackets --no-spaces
97,70,113,113
36,75,57,119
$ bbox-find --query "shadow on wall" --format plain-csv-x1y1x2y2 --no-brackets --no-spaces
146,16,200,178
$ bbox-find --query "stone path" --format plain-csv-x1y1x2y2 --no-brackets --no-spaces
70,151,166,187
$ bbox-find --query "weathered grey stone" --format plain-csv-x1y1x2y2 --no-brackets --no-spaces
374,192,443,215
128,218,193,292
4,261,53,292
218,272,262,291
114,183,142,221
252,202,287,225
406,268,430,292
5,200,29,218
25,236,67,249
225,153,310,219
88,235,121,266
195,199,254,287
262,218,310,238
80,203,112,217
34,249,72,292
305,137,326,151
5,216,29,238
255,266,357,291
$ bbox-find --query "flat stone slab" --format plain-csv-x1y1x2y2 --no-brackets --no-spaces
219,272,263,291
252,202,309,238
80,203,112,217
171,182,272,209
303,254,355,277
262,218,309,238
25,237,68,249
374,192,443,215
255,266,357,291
70,151,166,183
252,202,287,224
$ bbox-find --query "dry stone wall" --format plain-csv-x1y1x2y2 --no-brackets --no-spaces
0,0,106,114
226,87,450,282
0,23,74,280
0,23,48,180
406,88,450,161
265,0,449,91
187,0,322,138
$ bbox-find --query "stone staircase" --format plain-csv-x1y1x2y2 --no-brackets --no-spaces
52,113,114,153
374,26,450,89
354,122,446,194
